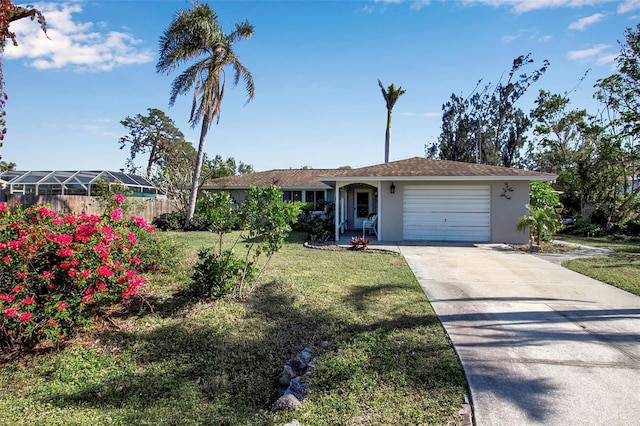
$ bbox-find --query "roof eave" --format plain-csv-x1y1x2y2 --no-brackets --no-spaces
321,175,557,182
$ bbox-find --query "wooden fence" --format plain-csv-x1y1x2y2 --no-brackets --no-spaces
4,194,179,224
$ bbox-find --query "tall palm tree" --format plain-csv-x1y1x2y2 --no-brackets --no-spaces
378,79,406,163
157,2,255,229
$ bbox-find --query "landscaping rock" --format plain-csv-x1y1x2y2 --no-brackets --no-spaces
279,364,296,386
274,343,327,410
289,347,312,370
272,394,302,411
282,420,300,426
285,376,309,400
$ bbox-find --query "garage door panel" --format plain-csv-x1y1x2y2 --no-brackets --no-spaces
403,185,490,242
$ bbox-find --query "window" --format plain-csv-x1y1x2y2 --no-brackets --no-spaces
305,190,325,210
283,190,302,203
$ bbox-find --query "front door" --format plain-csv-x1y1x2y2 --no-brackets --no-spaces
353,190,371,229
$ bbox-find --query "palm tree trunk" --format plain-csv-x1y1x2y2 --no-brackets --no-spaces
183,119,210,230
385,109,392,163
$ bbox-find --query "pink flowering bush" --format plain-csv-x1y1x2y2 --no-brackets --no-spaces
0,195,157,352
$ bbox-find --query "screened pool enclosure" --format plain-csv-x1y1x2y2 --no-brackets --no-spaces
0,171,160,197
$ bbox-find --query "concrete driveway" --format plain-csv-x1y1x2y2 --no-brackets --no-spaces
399,243,640,426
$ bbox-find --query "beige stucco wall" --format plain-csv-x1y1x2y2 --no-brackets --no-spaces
376,180,531,244
490,180,530,244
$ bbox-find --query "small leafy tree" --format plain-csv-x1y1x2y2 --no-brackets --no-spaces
529,181,561,211
196,192,236,253
192,185,300,299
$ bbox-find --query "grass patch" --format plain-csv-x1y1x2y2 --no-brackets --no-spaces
0,231,467,425
556,235,640,296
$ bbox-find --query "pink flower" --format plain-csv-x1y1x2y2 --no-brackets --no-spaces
130,216,155,233
96,265,114,278
3,308,17,318
126,232,137,244
17,272,27,279
37,207,57,218
0,203,7,212
12,285,24,293
110,208,123,222
57,301,68,311
42,270,55,280
2,255,9,263
57,247,73,257
19,312,32,322
113,193,125,205
75,223,98,241
47,319,57,326
22,297,35,305
81,294,93,303
96,282,107,291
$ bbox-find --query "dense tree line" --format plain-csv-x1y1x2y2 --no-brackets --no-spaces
429,25,640,230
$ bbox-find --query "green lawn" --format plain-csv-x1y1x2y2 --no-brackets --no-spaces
0,232,467,425
556,234,640,296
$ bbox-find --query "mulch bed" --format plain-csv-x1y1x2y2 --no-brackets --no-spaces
509,241,579,254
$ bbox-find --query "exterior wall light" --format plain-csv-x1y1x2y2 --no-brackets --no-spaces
390,183,396,194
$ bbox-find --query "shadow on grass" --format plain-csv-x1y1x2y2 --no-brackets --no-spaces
34,277,467,424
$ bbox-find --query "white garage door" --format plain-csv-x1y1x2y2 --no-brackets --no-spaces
403,185,490,242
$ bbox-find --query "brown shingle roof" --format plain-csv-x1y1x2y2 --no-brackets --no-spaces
202,168,351,189
203,157,557,189
319,157,557,180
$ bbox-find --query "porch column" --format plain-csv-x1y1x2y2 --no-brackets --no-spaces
377,181,382,241
334,184,341,242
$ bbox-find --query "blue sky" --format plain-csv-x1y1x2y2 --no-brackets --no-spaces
2,0,638,172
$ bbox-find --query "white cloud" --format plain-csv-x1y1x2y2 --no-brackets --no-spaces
502,33,521,43
567,43,611,60
618,0,640,13
569,13,606,30
463,0,611,13
4,2,153,72
596,53,618,64
503,29,552,43
410,0,431,10
399,112,441,118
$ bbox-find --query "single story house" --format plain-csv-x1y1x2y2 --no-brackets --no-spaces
201,157,557,244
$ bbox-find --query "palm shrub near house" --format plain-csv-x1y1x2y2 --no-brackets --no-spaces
192,185,301,299
516,182,563,246
0,195,165,354
517,206,561,246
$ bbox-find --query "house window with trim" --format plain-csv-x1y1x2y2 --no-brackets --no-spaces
283,190,302,203
305,190,325,211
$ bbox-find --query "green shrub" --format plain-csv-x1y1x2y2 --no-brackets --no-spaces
152,211,186,231
191,249,255,299
190,186,301,299
0,195,156,353
294,200,334,241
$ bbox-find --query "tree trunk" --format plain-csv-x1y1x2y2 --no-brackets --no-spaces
183,119,209,230
385,109,392,163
